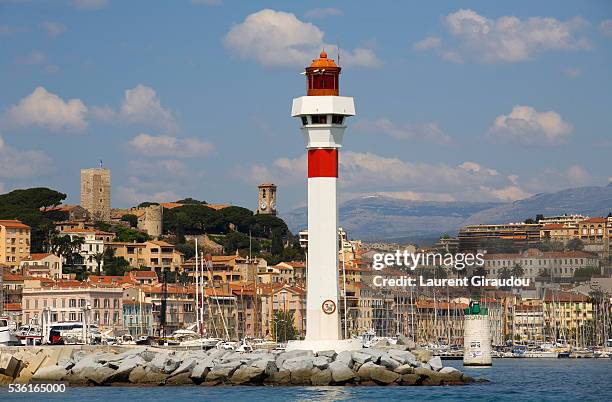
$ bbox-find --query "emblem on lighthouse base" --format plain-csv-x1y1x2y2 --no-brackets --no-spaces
322,299,336,315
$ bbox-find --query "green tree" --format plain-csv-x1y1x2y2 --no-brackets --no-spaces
102,248,131,276
219,206,254,233
566,238,584,251
89,252,105,276
138,202,159,208
273,310,298,342
120,214,139,228
176,197,206,205
271,228,284,255
511,263,524,277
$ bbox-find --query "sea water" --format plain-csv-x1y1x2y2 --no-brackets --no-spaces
2,359,611,401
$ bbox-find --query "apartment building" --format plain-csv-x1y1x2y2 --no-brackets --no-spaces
543,291,593,338
61,229,115,273
21,278,123,331
459,223,542,252
20,253,63,278
107,240,183,271
259,283,306,339
0,220,31,271
483,249,599,281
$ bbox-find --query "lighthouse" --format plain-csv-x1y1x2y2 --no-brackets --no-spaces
286,51,361,352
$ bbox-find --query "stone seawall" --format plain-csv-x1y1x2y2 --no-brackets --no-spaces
0,342,477,387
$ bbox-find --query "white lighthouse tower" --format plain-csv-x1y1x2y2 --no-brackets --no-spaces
286,51,361,352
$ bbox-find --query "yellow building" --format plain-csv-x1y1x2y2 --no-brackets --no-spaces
0,220,31,272
543,291,593,340
106,240,183,271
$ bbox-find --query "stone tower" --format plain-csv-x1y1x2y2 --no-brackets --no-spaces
139,204,163,238
257,183,277,215
80,167,111,222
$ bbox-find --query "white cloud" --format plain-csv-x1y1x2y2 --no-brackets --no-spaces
417,9,590,63
242,151,525,201
413,36,441,50
489,105,572,145
304,8,342,19
15,50,47,65
119,85,178,132
42,21,67,37
600,19,612,37
3,87,88,132
354,118,452,145
0,135,53,179
224,9,381,68
72,0,108,10
129,133,214,158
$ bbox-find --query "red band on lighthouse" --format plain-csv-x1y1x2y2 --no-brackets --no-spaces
308,149,338,178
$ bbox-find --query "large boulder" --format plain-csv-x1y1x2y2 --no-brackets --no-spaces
276,350,313,369
290,368,312,385
265,369,290,385
251,358,277,376
31,364,68,381
356,361,377,381
0,354,21,378
312,356,330,370
282,355,314,372
165,372,193,385
189,363,210,384
206,361,242,382
361,348,384,363
388,349,417,366
230,365,265,385
393,364,414,375
428,356,443,371
396,334,417,350
369,365,400,385
351,351,372,365
335,351,353,366
328,361,355,383
316,350,336,359
412,349,434,363
310,368,332,385
399,373,420,385
379,353,401,370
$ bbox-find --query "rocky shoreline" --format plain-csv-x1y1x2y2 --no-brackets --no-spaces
0,340,478,387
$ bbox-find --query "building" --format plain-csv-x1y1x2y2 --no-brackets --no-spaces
80,167,111,222
0,220,31,271
21,278,124,331
1,273,24,324
259,283,306,339
540,224,579,244
111,204,163,238
181,254,266,284
543,291,593,341
122,298,154,337
20,253,63,278
61,229,115,273
256,183,277,216
578,217,611,261
483,249,599,281
459,223,542,252
107,240,184,272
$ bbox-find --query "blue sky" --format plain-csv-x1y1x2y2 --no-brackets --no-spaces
1,0,611,213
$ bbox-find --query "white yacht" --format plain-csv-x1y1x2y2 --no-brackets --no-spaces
0,316,19,346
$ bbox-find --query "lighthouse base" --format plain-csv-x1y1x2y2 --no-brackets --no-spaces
285,339,363,353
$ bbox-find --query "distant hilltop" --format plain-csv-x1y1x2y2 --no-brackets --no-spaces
282,183,612,244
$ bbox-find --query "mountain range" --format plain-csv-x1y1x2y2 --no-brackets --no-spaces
281,183,612,245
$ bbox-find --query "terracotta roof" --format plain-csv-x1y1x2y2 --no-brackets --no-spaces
0,220,30,229
3,273,24,281
129,270,158,278
542,224,566,230
4,303,22,311
544,292,590,302
159,202,183,209
148,240,175,247
580,217,607,224
308,51,339,68
23,253,54,261
207,204,230,210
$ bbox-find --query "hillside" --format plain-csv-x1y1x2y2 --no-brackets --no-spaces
282,184,612,244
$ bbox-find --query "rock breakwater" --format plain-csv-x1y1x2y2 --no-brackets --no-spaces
0,342,476,387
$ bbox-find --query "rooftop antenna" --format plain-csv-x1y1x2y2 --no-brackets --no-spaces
337,41,341,66
98,159,103,169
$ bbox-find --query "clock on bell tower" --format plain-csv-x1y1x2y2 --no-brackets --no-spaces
257,183,277,216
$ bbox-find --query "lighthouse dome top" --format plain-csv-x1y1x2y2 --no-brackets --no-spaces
308,50,339,69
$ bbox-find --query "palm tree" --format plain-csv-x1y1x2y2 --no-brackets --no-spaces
511,263,524,277
89,252,105,276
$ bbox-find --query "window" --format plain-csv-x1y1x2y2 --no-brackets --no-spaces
331,115,344,125
311,115,327,124
69,299,76,308
301,116,308,125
